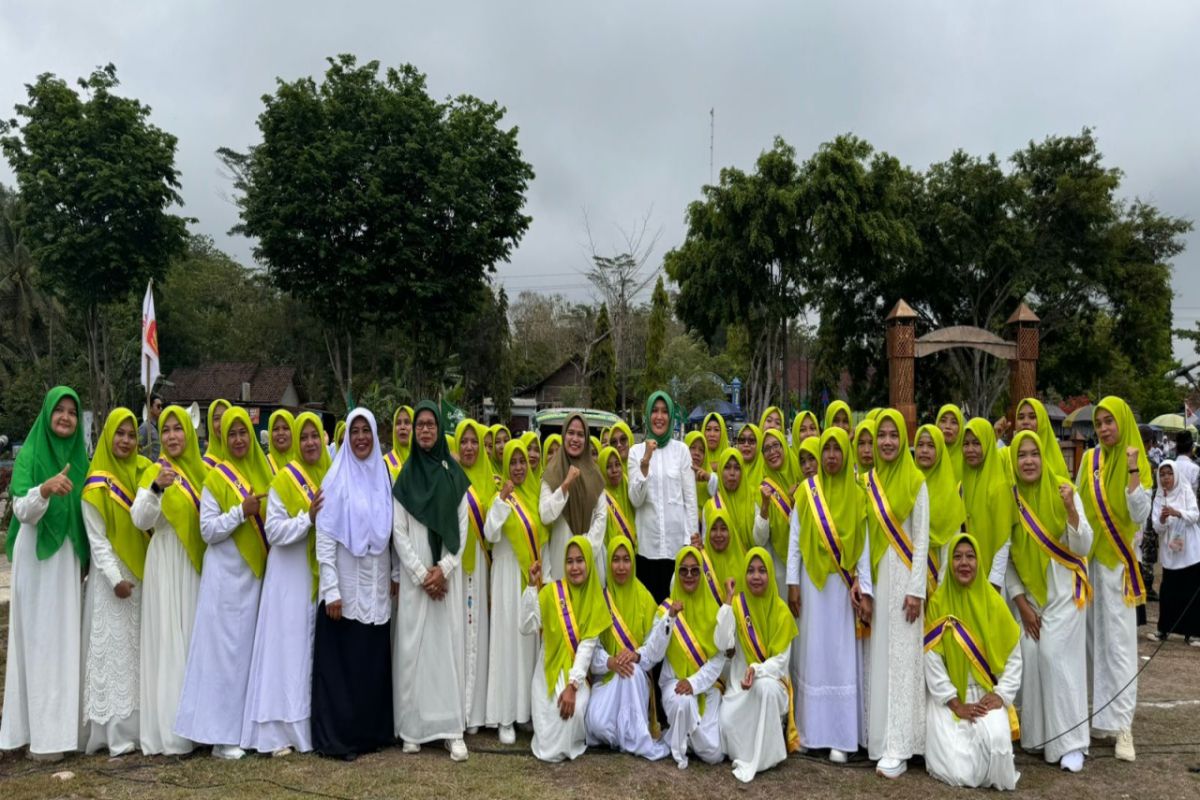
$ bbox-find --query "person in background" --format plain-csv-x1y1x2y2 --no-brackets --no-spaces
139,393,164,461
1149,460,1200,646
1173,431,1200,496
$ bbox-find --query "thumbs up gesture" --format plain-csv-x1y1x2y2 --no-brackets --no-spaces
40,464,74,498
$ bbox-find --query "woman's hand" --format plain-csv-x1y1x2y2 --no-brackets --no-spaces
558,683,577,719
741,666,755,691
857,594,874,624
154,465,177,488
787,585,801,618
640,441,656,476
308,489,325,524
423,565,447,600
1014,595,1041,641
674,679,694,696
977,692,1003,712
724,577,738,605
692,466,710,482
499,480,514,501
529,561,542,589
608,652,636,678
326,600,343,620
902,594,922,624
113,580,134,599
241,492,265,518
39,465,73,498
690,532,703,549
1058,483,1079,528
665,600,683,618
1126,446,1140,471
949,697,983,722
561,465,581,493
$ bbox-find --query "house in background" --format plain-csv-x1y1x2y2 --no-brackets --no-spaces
161,362,315,441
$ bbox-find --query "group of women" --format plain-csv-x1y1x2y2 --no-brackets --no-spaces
0,387,1163,790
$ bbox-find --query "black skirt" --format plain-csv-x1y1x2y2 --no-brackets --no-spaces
1158,561,1200,638
311,604,394,756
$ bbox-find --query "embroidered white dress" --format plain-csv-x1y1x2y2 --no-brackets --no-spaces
585,614,671,760
483,498,536,728
657,616,726,769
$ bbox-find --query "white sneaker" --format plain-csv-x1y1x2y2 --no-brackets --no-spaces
212,745,245,760
499,724,516,745
401,741,421,754
447,737,468,762
1115,729,1135,762
1060,749,1085,772
829,748,848,764
876,756,906,778
272,747,294,758
732,760,756,783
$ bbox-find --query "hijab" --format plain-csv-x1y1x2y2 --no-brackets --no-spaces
600,536,659,668
139,405,210,572
961,417,1016,576
760,428,796,557
684,430,709,501
737,423,765,488
317,408,394,558
392,401,471,562
852,418,877,480
608,421,635,463
203,406,274,577
542,433,562,470
867,409,926,578
702,412,729,471
703,503,747,586
713,446,755,550
734,547,797,661
270,412,332,597
543,413,606,537
824,400,853,432
499,439,548,585
936,403,967,482
915,424,966,553
925,533,1020,702
758,405,785,434
520,431,544,487
333,420,346,450
1083,395,1152,570
536,535,612,695
203,398,231,465
644,391,676,448
83,408,151,580
489,424,512,470
796,427,867,590
1008,430,1071,607
454,418,497,574
390,405,414,467
1016,398,1069,480
6,386,89,563
600,445,637,547
265,409,298,474
664,546,722,710
790,410,819,461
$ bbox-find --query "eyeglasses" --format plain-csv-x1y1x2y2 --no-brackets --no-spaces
678,566,701,577
737,436,757,445
414,421,439,431
762,443,783,455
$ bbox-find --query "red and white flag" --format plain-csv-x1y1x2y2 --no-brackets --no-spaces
141,280,160,394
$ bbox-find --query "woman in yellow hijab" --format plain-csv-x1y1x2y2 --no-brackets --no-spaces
265,409,297,475
1012,397,1070,480
961,417,1016,585
202,398,231,467
913,424,966,577
735,423,765,489
790,410,820,463
685,430,711,508
755,428,797,594
824,400,853,435
600,445,637,550
707,447,756,551
936,404,967,482
759,405,785,434
384,405,413,480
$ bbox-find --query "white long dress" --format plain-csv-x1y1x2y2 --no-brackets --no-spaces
173,488,263,746
392,496,468,744
925,644,1022,790
658,623,727,768
539,483,607,584
80,503,141,755
1081,483,1150,734
787,510,873,753
132,487,201,755
715,603,791,782
866,484,929,763
0,488,82,755
240,489,317,752
1005,494,1092,764
585,614,671,760
519,585,597,762
462,531,490,731
483,499,536,728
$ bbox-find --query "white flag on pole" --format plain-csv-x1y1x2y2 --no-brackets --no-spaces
141,280,160,393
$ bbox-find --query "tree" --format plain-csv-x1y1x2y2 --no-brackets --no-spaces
590,304,616,411
508,291,595,389
220,55,534,405
643,277,670,396
459,284,514,418
1,65,190,422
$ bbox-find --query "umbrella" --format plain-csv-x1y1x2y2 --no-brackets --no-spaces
1062,404,1094,428
1150,413,1187,432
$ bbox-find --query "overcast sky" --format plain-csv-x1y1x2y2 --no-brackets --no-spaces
2,1,1197,361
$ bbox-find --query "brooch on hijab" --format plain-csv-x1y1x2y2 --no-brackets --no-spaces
442,460,449,470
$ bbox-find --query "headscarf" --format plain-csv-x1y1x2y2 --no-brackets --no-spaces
1008,430,1072,607
83,408,151,580
936,404,967,482
760,428,796,558
915,424,966,554
824,399,852,432
644,391,676,448
663,545,722,712
589,435,602,462
489,424,512,470
790,410,819,460
1015,398,1070,480
961,417,1015,577
5,386,89,563
333,420,346,450
316,408,394,558
203,406,274,577
542,433,562,469
925,533,1020,703
796,427,867,590
796,436,821,480
684,430,710,502
390,405,414,468
600,536,659,676
536,535,611,695
734,547,798,662
392,401,471,562
852,418,877,480
1082,396,1152,572
519,431,544,485
736,423,765,488
703,503,747,586
758,405,785,433
702,412,729,471
712,447,755,550
608,421,635,463
867,409,926,579
600,446,637,548
599,426,611,447
542,413,605,537
454,418,497,574
265,409,298,474
270,412,332,597
865,408,883,422
139,405,210,572
499,439,547,585
203,398,231,466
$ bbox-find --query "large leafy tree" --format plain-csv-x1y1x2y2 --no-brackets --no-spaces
642,276,670,397
590,304,617,411
220,55,534,405
1,65,190,421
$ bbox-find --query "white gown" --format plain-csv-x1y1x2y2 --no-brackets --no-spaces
925,645,1022,790
585,614,671,760
462,535,490,730
787,509,873,753
658,620,727,768
173,488,263,746
131,488,201,755
391,496,468,744
1005,494,1092,763
0,488,82,755
715,603,791,782
81,503,141,755
519,584,597,762
866,485,930,762
539,483,608,584
240,490,317,752
483,498,536,727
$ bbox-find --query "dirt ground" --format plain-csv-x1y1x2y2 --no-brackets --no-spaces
1,591,1198,800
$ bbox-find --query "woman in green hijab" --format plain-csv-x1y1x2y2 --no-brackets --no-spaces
133,403,210,755
1076,396,1150,762
923,534,1022,790
81,407,150,756
265,409,298,475
1,386,89,758
703,503,747,593
961,417,1017,587
585,535,673,760
521,535,612,762
716,547,799,782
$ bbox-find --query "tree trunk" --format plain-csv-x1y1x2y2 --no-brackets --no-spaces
323,328,355,412
83,305,112,440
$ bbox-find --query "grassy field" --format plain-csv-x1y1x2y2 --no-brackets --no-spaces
1,599,1198,799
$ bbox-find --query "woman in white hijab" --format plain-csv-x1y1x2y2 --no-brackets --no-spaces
1150,460,1200,645
310,408,395,760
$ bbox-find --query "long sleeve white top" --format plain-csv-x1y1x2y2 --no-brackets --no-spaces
627,439,699,560
519,585,597,690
